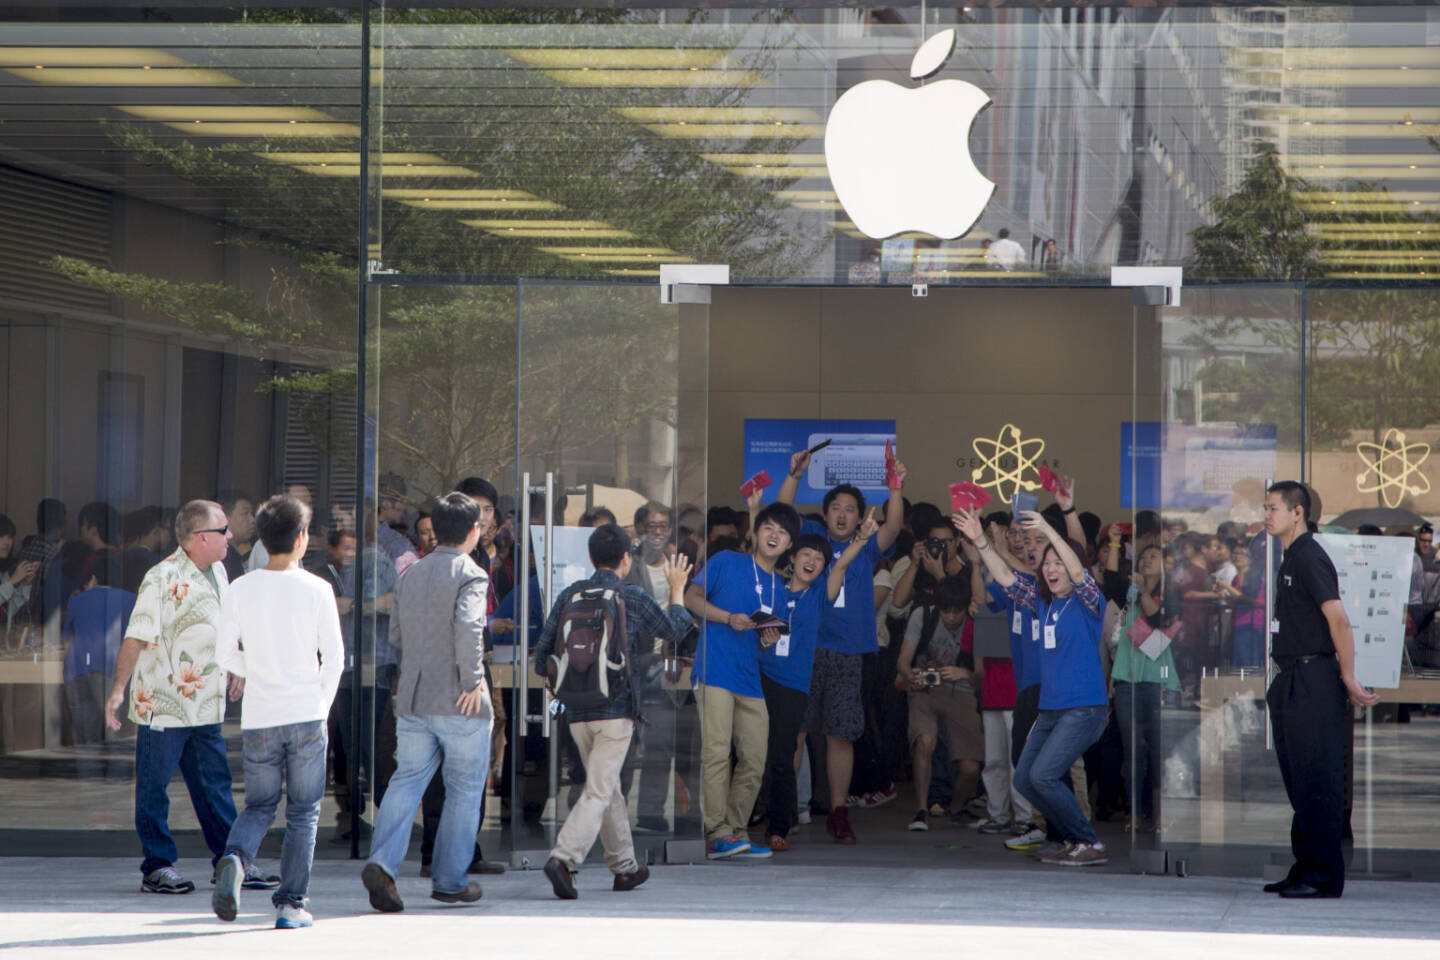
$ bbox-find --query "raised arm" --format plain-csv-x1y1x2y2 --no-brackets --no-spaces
828,509,878,601
876,460,907,553
954,508,1015,589
1054,474,1085,549
1022,509,1087,583
889,541,925,610
777,450,810,506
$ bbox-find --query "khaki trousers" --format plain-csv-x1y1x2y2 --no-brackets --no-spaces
550,717,638,874
698,683,769,842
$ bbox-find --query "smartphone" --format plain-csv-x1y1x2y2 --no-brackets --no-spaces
1011,491,1039,522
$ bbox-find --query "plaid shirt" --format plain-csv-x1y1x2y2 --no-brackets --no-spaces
534,569,692,723
1004,569,1103,619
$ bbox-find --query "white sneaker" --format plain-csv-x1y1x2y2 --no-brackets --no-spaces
1005,827,1046,851
275,904,314,929
796,809,812,825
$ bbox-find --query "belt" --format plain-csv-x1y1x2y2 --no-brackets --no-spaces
1274,651,1334,671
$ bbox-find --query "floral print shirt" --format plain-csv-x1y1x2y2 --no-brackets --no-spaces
124,548,229,729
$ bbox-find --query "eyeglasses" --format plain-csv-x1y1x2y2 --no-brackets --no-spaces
643,522,672,533
196,525,229,537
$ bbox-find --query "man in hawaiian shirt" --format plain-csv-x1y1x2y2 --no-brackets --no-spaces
106,499,255,895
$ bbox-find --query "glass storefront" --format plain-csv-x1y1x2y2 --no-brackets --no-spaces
3,2,1439,879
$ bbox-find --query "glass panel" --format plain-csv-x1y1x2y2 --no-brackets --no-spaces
512,279,708,864
0,9,363,858
1153,285,1304,876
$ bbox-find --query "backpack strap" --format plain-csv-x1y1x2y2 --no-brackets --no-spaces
913,603,942,666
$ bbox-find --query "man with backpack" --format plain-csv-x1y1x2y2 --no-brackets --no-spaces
533,523,694,900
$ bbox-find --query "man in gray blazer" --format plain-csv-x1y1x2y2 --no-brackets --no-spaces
361,492,491,912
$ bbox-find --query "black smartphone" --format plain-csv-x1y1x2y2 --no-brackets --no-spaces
806,438,833,455
1011,491,1039,522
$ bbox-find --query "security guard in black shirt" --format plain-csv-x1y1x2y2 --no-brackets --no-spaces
1261,481,1379,899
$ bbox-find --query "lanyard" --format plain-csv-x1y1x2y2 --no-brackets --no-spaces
1049,593,1076,625
753,557,777,610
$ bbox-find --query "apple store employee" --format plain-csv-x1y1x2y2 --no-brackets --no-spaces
1262,481,1378,900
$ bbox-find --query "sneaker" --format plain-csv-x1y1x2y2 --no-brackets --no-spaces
243,863,281,890
977,817,1014,835
1009,820,1035,837
907,810,929,832
1055,842,1109,867
795,809,812,826
211,854,242,921
275,904,314,929
860,786,897,808
543,857,578,900
141,866,194,895
928,803,946,817
826,807,856,845
844,794,863,807
1004,827,1046,851
735,842,773,860
430,881,483,904
612,864,650,892
706,835,751,860
948,808,981,827
1036,841,1075,863
361,862,404,913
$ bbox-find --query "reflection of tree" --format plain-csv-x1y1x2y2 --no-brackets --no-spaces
47,15,822,501
1185,147,1440,504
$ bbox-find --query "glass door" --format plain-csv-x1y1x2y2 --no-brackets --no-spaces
508,279,710,866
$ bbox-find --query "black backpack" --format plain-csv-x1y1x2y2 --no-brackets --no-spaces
548,585,630,711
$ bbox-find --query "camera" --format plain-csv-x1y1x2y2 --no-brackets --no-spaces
924,537,948,559
921,669,942,687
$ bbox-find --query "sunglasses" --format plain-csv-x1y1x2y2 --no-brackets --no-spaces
195,526,229,537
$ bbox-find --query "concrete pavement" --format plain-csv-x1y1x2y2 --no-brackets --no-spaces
2,856,1436,959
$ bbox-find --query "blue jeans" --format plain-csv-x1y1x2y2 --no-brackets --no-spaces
135,723,237,875
1013,706,1108,845
366,714,491,896
223,721,328,907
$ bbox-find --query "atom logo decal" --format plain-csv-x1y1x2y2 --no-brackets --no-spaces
1356,428,1431,509
971,423,1045,502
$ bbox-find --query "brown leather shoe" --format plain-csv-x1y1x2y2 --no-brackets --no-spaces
430,881,484,904
544,857,579,900
361,863,404,913
612,864,650,892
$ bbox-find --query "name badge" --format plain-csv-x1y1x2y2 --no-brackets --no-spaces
1270,618,1280,635
776,634,790,657
835,584,846,609
1012,610,1023,634
1031,620,1041,643
760,604,772,616
1044,623,1058,649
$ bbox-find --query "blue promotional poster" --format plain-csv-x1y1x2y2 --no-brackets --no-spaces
1121,422,1277,510
743,419,898,505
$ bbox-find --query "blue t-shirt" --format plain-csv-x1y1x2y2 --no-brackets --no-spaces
988,578,1041,691
1036,590,1107,710
62,586,136,682
693,550,770,698
761,582,824,693
801,519,887,655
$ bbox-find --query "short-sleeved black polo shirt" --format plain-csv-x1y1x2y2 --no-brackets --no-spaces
1274,532,1341,659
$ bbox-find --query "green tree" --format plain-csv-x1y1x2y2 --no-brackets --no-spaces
1189,145,1321,281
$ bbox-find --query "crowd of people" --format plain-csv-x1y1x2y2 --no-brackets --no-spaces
5,447,1431,923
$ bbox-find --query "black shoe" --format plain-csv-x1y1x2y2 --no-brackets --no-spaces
430,881,483,904
1278,883,1342,899
635,815,670,833
612,864,649,892
361,862,404,913
1263,878,1294,894
544,856,578,900
467,857,507,875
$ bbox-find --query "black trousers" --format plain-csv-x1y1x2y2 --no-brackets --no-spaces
1012,683,1073,841
761,674,809,838
1267,655,1348,894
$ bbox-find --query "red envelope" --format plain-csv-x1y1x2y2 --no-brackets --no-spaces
949,482,992,513
740,469,773,500
885,439,902,490
1038,464,1062,494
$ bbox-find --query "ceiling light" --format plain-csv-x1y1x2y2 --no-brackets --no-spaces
642,123,825,140
0,47,192,67
542,69,764,88
482,228,637,239
290,164,479,178
258,152,446,165
163,122,361,137
701,153,827,165
619,107,822,124
8,66,240,86
461,219,613,230
537,246,677,256
724,165,830,178
120,105,337,123
505,48,733,69
398,199,562,210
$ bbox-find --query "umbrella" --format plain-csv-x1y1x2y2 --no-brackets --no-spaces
1330,507,1427,529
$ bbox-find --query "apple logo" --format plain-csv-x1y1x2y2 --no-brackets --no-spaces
824,29,994,240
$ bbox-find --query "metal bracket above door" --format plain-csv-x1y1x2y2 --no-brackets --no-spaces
659,263,729,304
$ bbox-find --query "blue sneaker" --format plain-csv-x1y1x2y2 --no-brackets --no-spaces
211,854,242,922
734,842,773,860
275,904,314,929
706,835,751,859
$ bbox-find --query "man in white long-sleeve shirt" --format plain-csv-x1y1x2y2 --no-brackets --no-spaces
212,495,344,930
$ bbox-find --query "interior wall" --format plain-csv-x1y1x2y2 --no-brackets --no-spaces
707,285,1161,523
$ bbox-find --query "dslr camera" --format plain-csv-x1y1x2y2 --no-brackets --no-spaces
924,538,949,560
920,668,943,688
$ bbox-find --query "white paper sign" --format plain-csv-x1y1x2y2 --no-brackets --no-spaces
529,526,596,613
1315,534,1412,689
1139,628,1175,662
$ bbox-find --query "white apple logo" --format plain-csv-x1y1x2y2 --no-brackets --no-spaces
824,29,994,240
